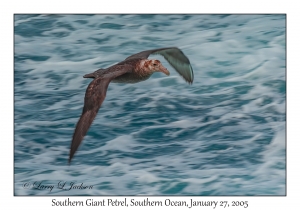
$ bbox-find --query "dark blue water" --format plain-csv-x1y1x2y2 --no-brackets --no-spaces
14,14,286,195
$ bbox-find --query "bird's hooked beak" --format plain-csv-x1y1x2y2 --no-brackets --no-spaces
159,66,170,76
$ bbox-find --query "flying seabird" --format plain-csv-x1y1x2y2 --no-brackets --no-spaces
69,47,194,164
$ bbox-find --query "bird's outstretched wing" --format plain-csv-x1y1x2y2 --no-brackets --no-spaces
69,65,133,164
125,47,194,84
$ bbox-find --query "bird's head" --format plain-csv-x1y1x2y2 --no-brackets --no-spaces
145,59,170,76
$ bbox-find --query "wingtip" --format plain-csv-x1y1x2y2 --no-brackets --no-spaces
186,77,193,85
68,153,73,165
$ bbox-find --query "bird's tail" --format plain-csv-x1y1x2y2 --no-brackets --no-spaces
83,69,106,78
83,73,95,78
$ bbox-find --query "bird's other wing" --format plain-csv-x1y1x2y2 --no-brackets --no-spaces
69,64,133,163
125,47,194,84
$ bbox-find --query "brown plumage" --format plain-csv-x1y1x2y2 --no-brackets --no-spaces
69,47,194,164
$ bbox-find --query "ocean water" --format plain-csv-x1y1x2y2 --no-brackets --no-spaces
14,14,286,196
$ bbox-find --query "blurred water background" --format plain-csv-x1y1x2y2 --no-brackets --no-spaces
14,14,286,195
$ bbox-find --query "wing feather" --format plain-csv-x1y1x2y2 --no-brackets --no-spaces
69,78,109,163
69,65,133,163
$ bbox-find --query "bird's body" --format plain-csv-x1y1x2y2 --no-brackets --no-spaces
84,58,160,83
69,47,194,164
